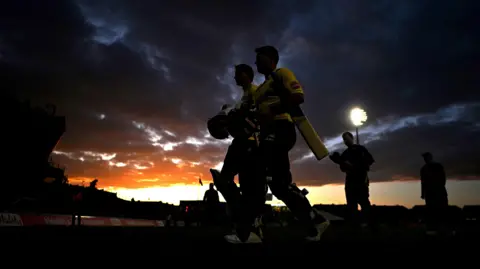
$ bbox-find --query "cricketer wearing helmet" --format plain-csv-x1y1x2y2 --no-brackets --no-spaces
253,46,329,242
208,64,266,244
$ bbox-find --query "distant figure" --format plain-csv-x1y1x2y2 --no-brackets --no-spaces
89,179,98,189
204,183,220,203
203,183,220,225
330,132,375,228
72,191,83,226
420,152,448,235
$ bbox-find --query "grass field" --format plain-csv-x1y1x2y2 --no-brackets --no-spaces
2,222,478,258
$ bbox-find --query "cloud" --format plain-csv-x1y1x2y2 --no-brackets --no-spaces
297,102,480,161
1,0,478,189
293,102,480,185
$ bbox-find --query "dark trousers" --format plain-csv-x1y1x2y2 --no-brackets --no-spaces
259,120,325,235
204,203,220,226
214,138,266,240
345,179,372,226
425,195,448,231
71,202,82,226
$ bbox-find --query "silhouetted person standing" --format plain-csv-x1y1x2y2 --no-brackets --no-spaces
330,132,375,228
89,179,98,189
203,183,220,225
72,191,83,226
420,152,448,235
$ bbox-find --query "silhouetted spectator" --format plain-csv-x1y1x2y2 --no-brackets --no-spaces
203,183,220,225
420,152,448,235
72,191,83,226
89,179,98,189
330,132,375,229
204,183,220,203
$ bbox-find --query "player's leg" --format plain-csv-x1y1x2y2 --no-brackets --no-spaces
213,140,245,233
357,183,373,229
241,160,267,236
425,198,438,235
245,140,268,225
215,141,242,207
261,120,328,240
439,196,455,235
344,185,358,225
427,196,448,235
227,170,265,243
224,140,265,244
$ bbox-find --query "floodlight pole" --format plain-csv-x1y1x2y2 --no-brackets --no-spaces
350,107,366,145
356,127,359,145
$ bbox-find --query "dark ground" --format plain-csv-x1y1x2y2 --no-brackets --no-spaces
2,222,478,259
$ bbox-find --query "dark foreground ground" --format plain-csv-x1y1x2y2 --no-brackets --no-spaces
2,222,478,258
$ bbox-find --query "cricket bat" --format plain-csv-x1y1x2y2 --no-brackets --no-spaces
270,72,329,161
290,105,329,161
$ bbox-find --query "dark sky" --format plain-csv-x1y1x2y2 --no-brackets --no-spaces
1,0,479,189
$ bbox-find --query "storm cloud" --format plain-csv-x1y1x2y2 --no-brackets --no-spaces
1,0,479,188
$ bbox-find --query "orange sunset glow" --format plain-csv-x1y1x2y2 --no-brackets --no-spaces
6,0,479,210
49,105,480,208
59,141,480,208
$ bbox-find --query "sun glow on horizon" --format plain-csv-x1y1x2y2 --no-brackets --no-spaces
100,180,480,208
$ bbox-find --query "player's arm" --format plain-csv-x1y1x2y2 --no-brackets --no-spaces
361,146,375,169
339,151,353,172
237,85,256,111
329,152,342,164
277,68,304,106
265,69,305,116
